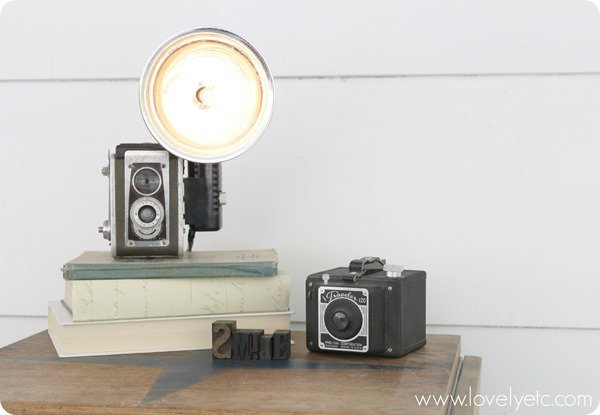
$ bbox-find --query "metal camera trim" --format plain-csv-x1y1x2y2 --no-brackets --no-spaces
139,27,275,164
176,159,184,254
318,286,369,353
124,150,171,249
109,153,117,257
129,197,165,240
131,166,162,196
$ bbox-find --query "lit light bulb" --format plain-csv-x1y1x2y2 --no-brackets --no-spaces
140,28,274,163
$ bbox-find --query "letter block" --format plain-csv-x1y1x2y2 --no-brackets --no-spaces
212,320,291,360
232,329,253,359
249,329,264,360
272,330,291,360
212,320,236,359
259,334,273,360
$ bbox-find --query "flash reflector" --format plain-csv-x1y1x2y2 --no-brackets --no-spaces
140,28,274,163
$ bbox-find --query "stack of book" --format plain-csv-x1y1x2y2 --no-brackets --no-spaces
48,249,292,357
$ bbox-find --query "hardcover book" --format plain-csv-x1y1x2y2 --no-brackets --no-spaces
62,249,278,280
48,301,293,357
63,272,291,322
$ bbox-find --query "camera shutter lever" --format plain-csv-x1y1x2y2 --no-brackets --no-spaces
343,257,386,282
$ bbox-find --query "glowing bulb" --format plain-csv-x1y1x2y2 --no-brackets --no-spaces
140,28,274,163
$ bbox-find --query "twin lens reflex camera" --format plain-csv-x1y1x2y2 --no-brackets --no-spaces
97,28,274,258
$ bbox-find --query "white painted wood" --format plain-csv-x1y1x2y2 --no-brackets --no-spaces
0,317,47,348
1,0,600,80
1,76,599,328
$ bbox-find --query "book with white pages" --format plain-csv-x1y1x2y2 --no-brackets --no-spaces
48,301,293,358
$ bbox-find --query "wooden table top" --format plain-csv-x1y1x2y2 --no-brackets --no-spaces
0,331,481,415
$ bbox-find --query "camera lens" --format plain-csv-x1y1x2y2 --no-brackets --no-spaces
324,298,363,341
133,168,161,195
138,205,157,224
332,311,350,331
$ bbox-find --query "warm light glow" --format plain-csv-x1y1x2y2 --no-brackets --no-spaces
140,28,274,163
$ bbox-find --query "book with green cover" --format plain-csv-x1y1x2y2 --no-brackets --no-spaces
62,249,278,280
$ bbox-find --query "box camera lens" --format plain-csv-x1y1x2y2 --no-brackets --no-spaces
324,298,363,340
332,311,349,330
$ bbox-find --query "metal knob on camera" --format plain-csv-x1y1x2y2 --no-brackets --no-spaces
384,265,404,278
98,220,111,241
99,162,111,241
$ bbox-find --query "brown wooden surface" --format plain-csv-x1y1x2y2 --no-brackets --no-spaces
450,356,483,415
0,331,478,415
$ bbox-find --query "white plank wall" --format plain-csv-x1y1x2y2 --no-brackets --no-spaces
0,2,599,414
1,76,600,328
2,0,600,79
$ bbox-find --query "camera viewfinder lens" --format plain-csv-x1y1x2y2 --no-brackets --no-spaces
133,168,161,195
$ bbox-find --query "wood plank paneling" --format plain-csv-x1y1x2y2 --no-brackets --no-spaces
1,0,600,80
0,76,599,328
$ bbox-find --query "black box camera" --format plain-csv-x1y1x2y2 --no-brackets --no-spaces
305,257,426,358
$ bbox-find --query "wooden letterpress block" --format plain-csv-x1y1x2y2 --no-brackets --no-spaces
259,334,273,360
232,329,253,360
249,329,264,360
272,330,291,360
212,320,236,359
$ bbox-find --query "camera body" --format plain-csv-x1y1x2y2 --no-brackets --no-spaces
101,143,183,257
99,143,226,258
305,257,426,358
